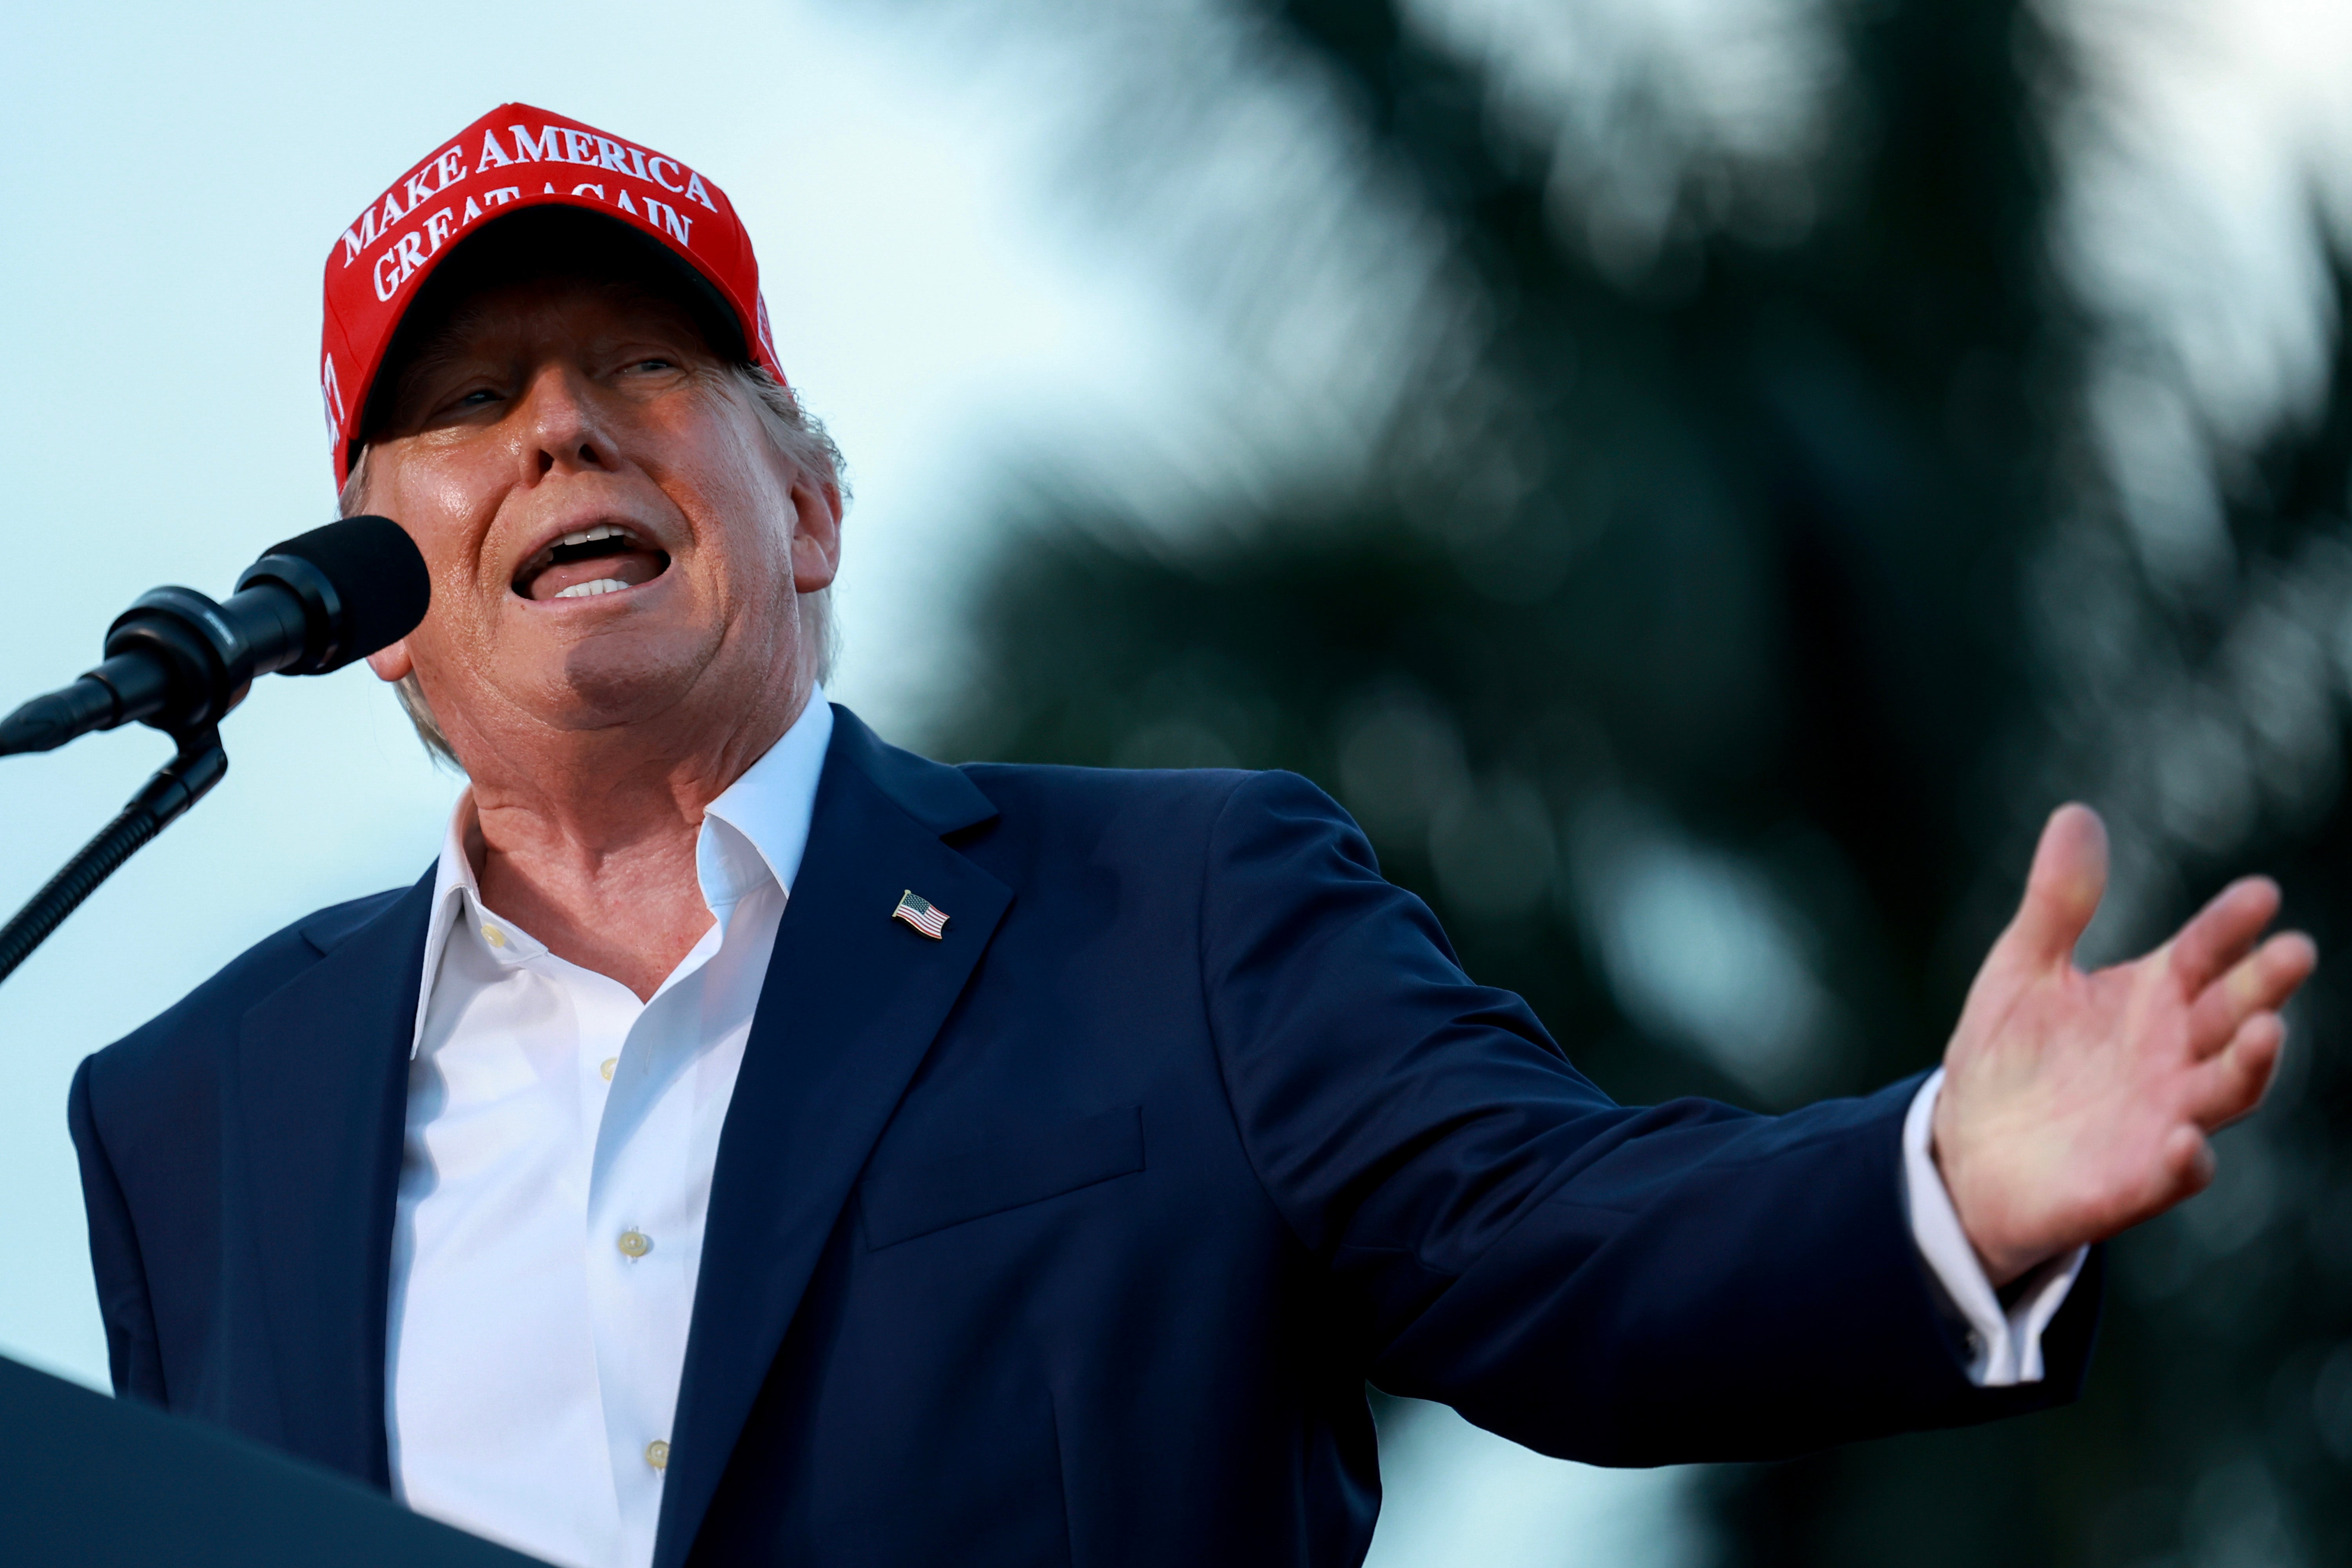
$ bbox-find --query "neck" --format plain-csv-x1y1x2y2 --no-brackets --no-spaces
455,670,813,1000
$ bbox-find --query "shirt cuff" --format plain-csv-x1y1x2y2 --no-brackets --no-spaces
1901,1069,2087,1387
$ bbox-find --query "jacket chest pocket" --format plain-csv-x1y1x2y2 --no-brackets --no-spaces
859,1105,1144,1249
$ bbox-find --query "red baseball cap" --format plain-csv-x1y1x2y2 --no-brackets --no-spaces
319,102,785,486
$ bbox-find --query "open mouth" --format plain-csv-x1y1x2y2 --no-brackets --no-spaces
512,524,672,602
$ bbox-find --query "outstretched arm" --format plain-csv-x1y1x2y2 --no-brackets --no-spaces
1933,804,2317,1287
1204,771,2104,1462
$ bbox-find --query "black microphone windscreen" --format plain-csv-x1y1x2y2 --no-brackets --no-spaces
262,516,432,659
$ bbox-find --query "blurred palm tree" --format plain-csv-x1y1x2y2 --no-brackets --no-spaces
911,0,2352,1560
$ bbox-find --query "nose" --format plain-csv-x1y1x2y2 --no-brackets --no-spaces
517,363,617,479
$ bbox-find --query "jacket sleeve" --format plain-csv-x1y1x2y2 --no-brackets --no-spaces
68,1055,168,1405
1196,768,2098,1465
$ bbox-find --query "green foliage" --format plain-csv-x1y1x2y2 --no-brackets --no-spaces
921,0,2352,1559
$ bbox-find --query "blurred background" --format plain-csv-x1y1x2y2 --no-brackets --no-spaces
2,0,2350,1563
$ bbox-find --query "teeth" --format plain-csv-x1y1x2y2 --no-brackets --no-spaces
519,526,643,599
557,523,628,547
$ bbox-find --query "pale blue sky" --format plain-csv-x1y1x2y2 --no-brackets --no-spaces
0,0,1205,1387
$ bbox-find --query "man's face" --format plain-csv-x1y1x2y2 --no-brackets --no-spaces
358,273,840,762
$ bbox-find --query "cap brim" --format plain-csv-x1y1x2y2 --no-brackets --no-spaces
350,203,750,471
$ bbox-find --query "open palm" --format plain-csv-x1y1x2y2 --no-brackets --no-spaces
1932,804,2318,1285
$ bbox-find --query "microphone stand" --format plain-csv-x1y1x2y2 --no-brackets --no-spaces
0,727,227,986
0,517,425,990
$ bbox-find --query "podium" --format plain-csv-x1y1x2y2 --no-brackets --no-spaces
0,1353,542,1565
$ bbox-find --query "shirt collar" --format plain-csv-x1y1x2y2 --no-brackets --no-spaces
410,685,835,1056
698,686,833,909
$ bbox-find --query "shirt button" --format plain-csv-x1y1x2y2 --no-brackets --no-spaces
618,1229,652,1259
600,1057,617,1082
646,1439,670,1470
481,924,506,949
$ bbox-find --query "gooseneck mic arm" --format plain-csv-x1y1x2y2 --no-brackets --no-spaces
0,515,430,986
0,729,228,985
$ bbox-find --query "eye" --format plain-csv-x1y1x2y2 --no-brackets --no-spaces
409,383,503,428
626,356,676,374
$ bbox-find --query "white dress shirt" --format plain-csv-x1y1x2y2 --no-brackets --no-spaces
1902,1069,2088,1383
386,690,833,1568
384,685,2072,1568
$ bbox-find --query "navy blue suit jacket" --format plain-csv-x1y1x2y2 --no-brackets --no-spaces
71,707,2097,1567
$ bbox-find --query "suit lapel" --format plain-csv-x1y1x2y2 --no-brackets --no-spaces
655,712,1009,1568
234,872,435,1487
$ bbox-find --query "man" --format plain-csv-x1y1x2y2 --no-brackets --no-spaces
69,104,2314,1568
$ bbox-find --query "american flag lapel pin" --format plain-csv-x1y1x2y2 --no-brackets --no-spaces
893,889,949,940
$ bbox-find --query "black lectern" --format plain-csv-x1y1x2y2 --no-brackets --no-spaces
0,1352,542,1565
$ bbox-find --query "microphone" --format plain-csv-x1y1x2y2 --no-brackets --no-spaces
0,516,431,756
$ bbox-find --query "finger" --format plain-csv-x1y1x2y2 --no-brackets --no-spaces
2188,1012,2286,1129
2168,876,2283,994
2186,931,2318,1057
2003,804,2108,969
2105,1124,2218,1240
2161,1124,2217,1200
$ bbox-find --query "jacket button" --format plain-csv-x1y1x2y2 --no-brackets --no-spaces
618,1229,652,1258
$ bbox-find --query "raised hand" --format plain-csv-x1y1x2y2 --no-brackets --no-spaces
1931,804,2318,1286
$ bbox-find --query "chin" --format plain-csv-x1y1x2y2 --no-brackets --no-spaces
548,634,714,731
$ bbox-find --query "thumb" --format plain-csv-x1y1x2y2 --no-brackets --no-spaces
2004,803,2108,969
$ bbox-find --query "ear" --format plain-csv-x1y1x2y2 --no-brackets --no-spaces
366,639,414,682
789,474,844,595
